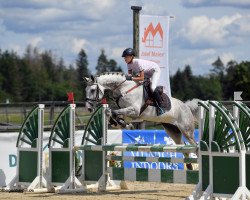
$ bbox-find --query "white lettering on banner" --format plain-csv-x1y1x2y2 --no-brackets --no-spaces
143,162,151,169
169,152,177,157
131,161,179,169
130,151,176,158
131,151,140,156
151,162,159,169
132,162,142,168
127,149,181,170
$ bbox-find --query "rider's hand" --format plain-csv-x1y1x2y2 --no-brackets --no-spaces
125,74,132,81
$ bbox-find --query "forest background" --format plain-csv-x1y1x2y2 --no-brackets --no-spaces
0,46,249,103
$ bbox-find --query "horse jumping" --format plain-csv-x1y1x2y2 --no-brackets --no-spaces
84,72,200,167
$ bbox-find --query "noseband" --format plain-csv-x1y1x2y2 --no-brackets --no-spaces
85,84,103,107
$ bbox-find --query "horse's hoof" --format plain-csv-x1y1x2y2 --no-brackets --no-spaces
117,118,127,128
186,163,193,170
126,123,134,130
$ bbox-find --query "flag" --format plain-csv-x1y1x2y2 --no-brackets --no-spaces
67,92,74,104
101,98,107,104
139,15,171,98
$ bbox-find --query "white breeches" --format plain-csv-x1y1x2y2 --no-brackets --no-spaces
150,68,161,91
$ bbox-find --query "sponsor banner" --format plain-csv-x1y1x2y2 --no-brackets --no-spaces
0,132,18,187
0,129,198,186
139,15,171,96
122,130,198,170
0,130,122,187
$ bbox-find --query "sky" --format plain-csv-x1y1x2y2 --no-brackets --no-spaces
0,0,250,75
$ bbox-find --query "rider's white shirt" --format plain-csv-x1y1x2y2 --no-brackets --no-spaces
127,58,160,78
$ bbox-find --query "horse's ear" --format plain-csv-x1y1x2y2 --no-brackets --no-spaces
90,75,95,82
83,77,89,82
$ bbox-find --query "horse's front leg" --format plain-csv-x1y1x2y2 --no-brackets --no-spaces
112,106,138,117
110,106,137,129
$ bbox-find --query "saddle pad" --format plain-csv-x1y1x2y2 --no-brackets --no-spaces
161,92,171,111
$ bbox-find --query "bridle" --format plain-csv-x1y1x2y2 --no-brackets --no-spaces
85,79,143,108
85,83,103,107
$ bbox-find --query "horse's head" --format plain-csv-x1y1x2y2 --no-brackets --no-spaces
84,75,104,112
84,72,132,112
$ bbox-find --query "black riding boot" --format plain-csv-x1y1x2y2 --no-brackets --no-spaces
153,87,165,116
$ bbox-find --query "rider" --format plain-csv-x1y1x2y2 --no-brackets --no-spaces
122,48,164,115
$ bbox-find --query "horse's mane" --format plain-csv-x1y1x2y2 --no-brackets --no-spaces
100,72,125,76
98,72,126,86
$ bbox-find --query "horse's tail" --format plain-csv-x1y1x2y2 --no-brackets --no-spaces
185,98,201,124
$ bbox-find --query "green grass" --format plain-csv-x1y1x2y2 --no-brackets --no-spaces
0,109,92,128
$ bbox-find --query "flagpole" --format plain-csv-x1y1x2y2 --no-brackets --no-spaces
131,6,142,57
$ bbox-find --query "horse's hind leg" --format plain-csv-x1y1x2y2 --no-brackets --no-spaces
179,128,198,170
161,123,183,145
162,123,195,170
178,123,197,150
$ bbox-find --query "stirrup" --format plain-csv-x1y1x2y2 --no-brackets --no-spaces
157,107,165,116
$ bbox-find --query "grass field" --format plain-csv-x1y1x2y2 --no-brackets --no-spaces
0,105,91,131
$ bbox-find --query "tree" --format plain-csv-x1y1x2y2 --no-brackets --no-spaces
76,49,89,100
211,56,224,74
0,50,22,101
41,50,57,82
171,65,223,101
193,75,222,100
211,57,225,85
223,61,250,100
96,49,109,74
108,59,123,72
171,65,195,100
96,49,123,74
18,59,36,101
222,61,237,100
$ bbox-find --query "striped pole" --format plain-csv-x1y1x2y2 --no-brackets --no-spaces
107,167,198,184
75,144,198,154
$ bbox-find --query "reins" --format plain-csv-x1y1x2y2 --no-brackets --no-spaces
114,81,144,108
124,82,143,94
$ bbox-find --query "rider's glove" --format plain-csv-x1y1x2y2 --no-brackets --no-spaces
125,74,132,81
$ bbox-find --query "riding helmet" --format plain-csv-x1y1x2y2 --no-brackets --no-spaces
122,48,135,57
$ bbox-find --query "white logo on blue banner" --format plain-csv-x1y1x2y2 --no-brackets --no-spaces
122,130,198,170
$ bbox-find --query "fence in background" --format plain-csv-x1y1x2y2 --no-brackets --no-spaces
1,101,249,132
0,101,87,132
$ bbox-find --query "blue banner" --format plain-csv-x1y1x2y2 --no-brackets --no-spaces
122,129,199,170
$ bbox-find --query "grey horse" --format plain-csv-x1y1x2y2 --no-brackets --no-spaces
84,72,200,168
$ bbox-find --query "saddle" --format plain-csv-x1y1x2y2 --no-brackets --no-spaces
140,79,171,115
